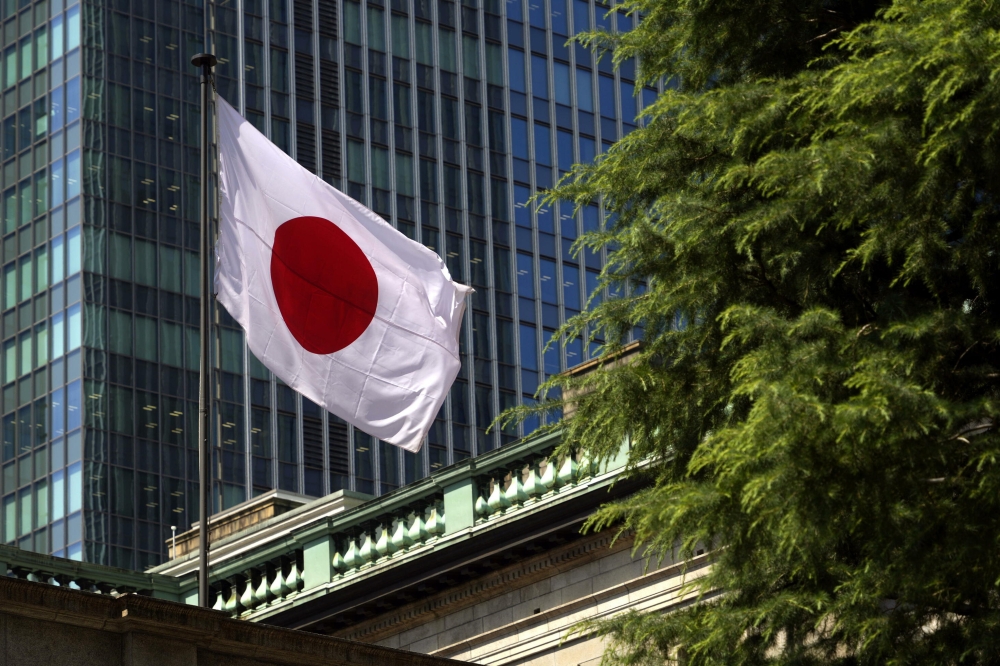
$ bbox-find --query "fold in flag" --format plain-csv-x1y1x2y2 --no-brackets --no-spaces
215,96,472,452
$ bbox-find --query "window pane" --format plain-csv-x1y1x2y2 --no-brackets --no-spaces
67,5,80,50
508,49,525,92
511,118,529,159
51,312,64,358
134,317,157,361
270,49,289,92
620,80,636,122
563,264,580,309
573,0,589,32
463,35,480,79
415,23,433,65
161,321,182,367
393,84,411,126
19,256,32,302
551,0,568,34
554,62,571,105
18,488,30,537
220,328,243,373
50,13,65,59
347,140,365,183
599,75,615,118
35,325,48,369
159,245,180,292
439,28,456,72
575,69,593,112
517,252,534,295
2,494,13,542
19,333,31,377
372,146,390,190
540,259,557,303
67,304,81,351
35,480,47,528
519,323,538,371
344,1,362,44
66,149,80,199
391,14,410,55
52,470,64,520
2,339,13,384
35,248,48,294
67,462,81,513
109,233,130,280
134,239,156,286
367,6,386,51
534,123,550,165
557,129,573,171
2,263,14,310
109,310,131,356
67,226,81,275
531,55,548,98
486,43,503,86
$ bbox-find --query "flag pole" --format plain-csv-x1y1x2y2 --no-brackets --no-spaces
191,51,217,609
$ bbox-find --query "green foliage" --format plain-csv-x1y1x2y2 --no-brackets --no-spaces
503,0,1000,663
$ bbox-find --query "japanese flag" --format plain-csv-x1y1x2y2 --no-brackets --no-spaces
215,97,471,452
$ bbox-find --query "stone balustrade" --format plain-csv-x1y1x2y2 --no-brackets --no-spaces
211,550,304,615
0,544,181,601
474,449,598,520
187,430,574,618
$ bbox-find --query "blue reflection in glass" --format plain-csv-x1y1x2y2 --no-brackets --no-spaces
511,118,529,159
508,49,526,92
620,80,637,122
532,55,549,98
66,380,81,432
65,78,80,123
575,69,593,112
534,123,551,165
50,86,64,132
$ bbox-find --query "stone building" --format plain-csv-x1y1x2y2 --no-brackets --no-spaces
0,573,463,665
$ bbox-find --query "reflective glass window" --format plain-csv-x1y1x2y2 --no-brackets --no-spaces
511,118,529,159
620,80,636,121
368,6,386,51
516,252,534,295
508,49,525,92
531,54,548,97
519,323,538,370
575,68,593,112
534,123,550,164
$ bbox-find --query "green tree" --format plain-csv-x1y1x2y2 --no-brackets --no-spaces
505,1,1000,663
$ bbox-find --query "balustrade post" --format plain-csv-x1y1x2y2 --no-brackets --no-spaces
474,477,490,519
504,462,530,506
442,477,477,535
375,518,398,558
358,524,378,564
391,511,415,551
406,505,429,543
301,533,335,592
426,499,445,535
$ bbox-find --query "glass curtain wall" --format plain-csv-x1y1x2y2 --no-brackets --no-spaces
0,0,657,570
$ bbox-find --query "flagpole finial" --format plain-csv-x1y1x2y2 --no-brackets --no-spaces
191,53,218,69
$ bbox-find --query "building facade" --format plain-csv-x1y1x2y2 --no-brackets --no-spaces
0,0,655,569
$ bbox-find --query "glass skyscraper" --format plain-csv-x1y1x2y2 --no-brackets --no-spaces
0,0,656,569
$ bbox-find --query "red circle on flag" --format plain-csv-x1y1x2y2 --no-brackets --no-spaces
270,216,378,355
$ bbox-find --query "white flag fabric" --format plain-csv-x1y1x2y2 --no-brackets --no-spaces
215,96,471,452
